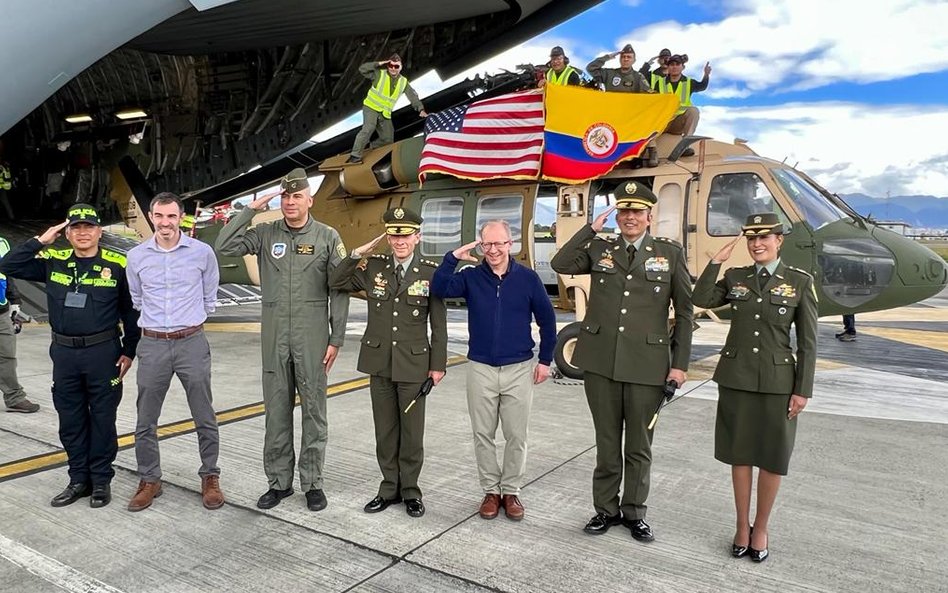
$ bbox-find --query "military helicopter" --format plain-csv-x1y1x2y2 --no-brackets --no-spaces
113,70,947,379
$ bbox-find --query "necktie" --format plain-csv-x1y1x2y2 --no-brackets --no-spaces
758,268,770,291
395,264,404,288
627,243,636,262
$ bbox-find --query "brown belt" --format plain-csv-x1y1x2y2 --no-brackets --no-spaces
142,325,203,340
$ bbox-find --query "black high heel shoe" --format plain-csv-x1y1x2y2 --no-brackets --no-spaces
732,525,752,558
749,529,769,562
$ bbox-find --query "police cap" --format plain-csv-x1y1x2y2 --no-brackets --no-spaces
66,203,101,226
742,212,784,236
280,168,310,193
614,181,657,210
383,207,423,235
620,44,635,55
550,46,566,58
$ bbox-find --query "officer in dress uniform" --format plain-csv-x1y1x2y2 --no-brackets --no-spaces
216,168,350,512
329,207,447,518
0,204,140,508
550,181,693,542
692,212,817,563
586,44,651,93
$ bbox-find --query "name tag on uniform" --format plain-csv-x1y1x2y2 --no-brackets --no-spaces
65,292,88,308
295,244,315,255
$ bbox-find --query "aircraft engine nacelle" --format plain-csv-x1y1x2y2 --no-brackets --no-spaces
323,138,423,198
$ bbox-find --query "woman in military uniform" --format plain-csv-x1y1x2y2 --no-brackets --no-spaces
692,213,818,563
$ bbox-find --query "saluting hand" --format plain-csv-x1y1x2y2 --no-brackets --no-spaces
452,240,480,263
711,237,741,264
353,233,386,258
323,344,339,374
249,192,279,211
428,370,445,386
591,205,616,232
116,355,133,380
788,394,807,420
38,221,69,245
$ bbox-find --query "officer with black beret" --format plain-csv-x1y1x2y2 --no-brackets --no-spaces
0,204,140,508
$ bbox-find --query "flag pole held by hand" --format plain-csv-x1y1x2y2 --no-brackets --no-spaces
647,380,679,430
404,376,435,413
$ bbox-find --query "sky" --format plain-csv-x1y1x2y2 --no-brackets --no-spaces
312,0,948,198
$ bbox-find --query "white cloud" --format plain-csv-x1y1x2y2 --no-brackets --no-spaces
699,102,948,196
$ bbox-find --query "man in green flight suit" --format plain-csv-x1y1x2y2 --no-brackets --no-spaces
216,168,350,511
586,44,651,93
347,53,427,164
329,207,447,518
551,181,693,542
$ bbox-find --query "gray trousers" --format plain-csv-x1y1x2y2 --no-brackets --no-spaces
350,106,394,159
466,360,534,496
0,312,27,407
134,331,220,481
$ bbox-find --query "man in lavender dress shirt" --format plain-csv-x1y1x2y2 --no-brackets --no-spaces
125,192,224,512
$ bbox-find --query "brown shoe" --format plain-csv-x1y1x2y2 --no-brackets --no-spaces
502,494,524,521
6,399,39,413
201,475,224,510
479,493,502,520
127,480,162,512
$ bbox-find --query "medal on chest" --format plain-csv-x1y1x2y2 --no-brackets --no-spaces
372,272,389,298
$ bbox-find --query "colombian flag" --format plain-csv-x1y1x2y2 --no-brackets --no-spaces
541,85,679,184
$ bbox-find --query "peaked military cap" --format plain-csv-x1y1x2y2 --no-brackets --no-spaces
614,180,657,210
742,212,784,236
383,206,423,235
550,46,566,57
388,53,402,63
620,44,635,55
659,48,672,58
280,168,309,193
66,203,101,226
667,54,685,64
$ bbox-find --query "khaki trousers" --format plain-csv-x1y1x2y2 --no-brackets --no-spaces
665,106,700,136
466,360,534,495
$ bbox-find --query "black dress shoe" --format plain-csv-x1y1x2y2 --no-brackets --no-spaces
405,498,425,518
305,488,328,511
50,483,91,507
364,495,401,513
625,518,655,542
90,484,111,508
749,546,769,562
583,512,623,535
256,487,294,509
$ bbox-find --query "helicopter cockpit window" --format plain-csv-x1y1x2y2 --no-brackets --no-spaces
707,173,791,236
770,168,848,230
476,195,523,253
420,197,464,256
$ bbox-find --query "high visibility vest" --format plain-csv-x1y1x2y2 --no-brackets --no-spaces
649,71,664,91
546,66,577,86
0,238,9,306
657,76,693,115
363,71,409,119
0,165,11,191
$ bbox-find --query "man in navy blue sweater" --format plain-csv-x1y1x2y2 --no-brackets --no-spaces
432,220,557,522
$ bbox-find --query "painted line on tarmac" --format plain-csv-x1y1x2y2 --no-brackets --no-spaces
0,532,126,593
0,355,468,483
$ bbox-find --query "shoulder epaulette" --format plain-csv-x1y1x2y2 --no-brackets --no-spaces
370,254,388,260
100,249,127,266
420,258,438,267
785,266,813,278
42,248,73,260
654,237,683,249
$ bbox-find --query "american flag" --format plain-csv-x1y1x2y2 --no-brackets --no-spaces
418,90,544,182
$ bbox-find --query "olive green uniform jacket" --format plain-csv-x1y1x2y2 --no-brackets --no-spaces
586,55,651,93
692,261,817,397
330,252,447,381
551,226,693,384
215,207,350,491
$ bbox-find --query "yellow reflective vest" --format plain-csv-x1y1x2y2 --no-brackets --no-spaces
657,76,693,115
546,66,578,86
0,165,11,191
363,71,409,119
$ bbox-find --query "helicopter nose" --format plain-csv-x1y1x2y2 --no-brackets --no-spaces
874,228,947,301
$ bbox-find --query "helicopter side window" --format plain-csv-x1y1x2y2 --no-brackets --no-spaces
770,168,848,230
420,197,464,256
476,195,524,253
706,173,791,236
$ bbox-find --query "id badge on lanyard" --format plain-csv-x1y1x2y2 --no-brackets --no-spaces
64,267,89,308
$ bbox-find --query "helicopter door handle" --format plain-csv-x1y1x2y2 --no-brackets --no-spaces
795,241,816,249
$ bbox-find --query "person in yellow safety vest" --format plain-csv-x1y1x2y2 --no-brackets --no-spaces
640,48,672,91
180,213,196,236
655,54,712,138
538,46,582,88
347,54,427,164
0,160,15,221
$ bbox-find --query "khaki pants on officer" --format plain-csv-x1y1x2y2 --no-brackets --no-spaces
350,106,394,159
0,313,27,408
370,376,426,500
466,360,534,496
584,371,665,520
665,106,700,137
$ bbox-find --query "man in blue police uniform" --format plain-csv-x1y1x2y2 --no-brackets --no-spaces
0,204,140,508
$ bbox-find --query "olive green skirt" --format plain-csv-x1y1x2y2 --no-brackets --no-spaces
715,386,797,475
